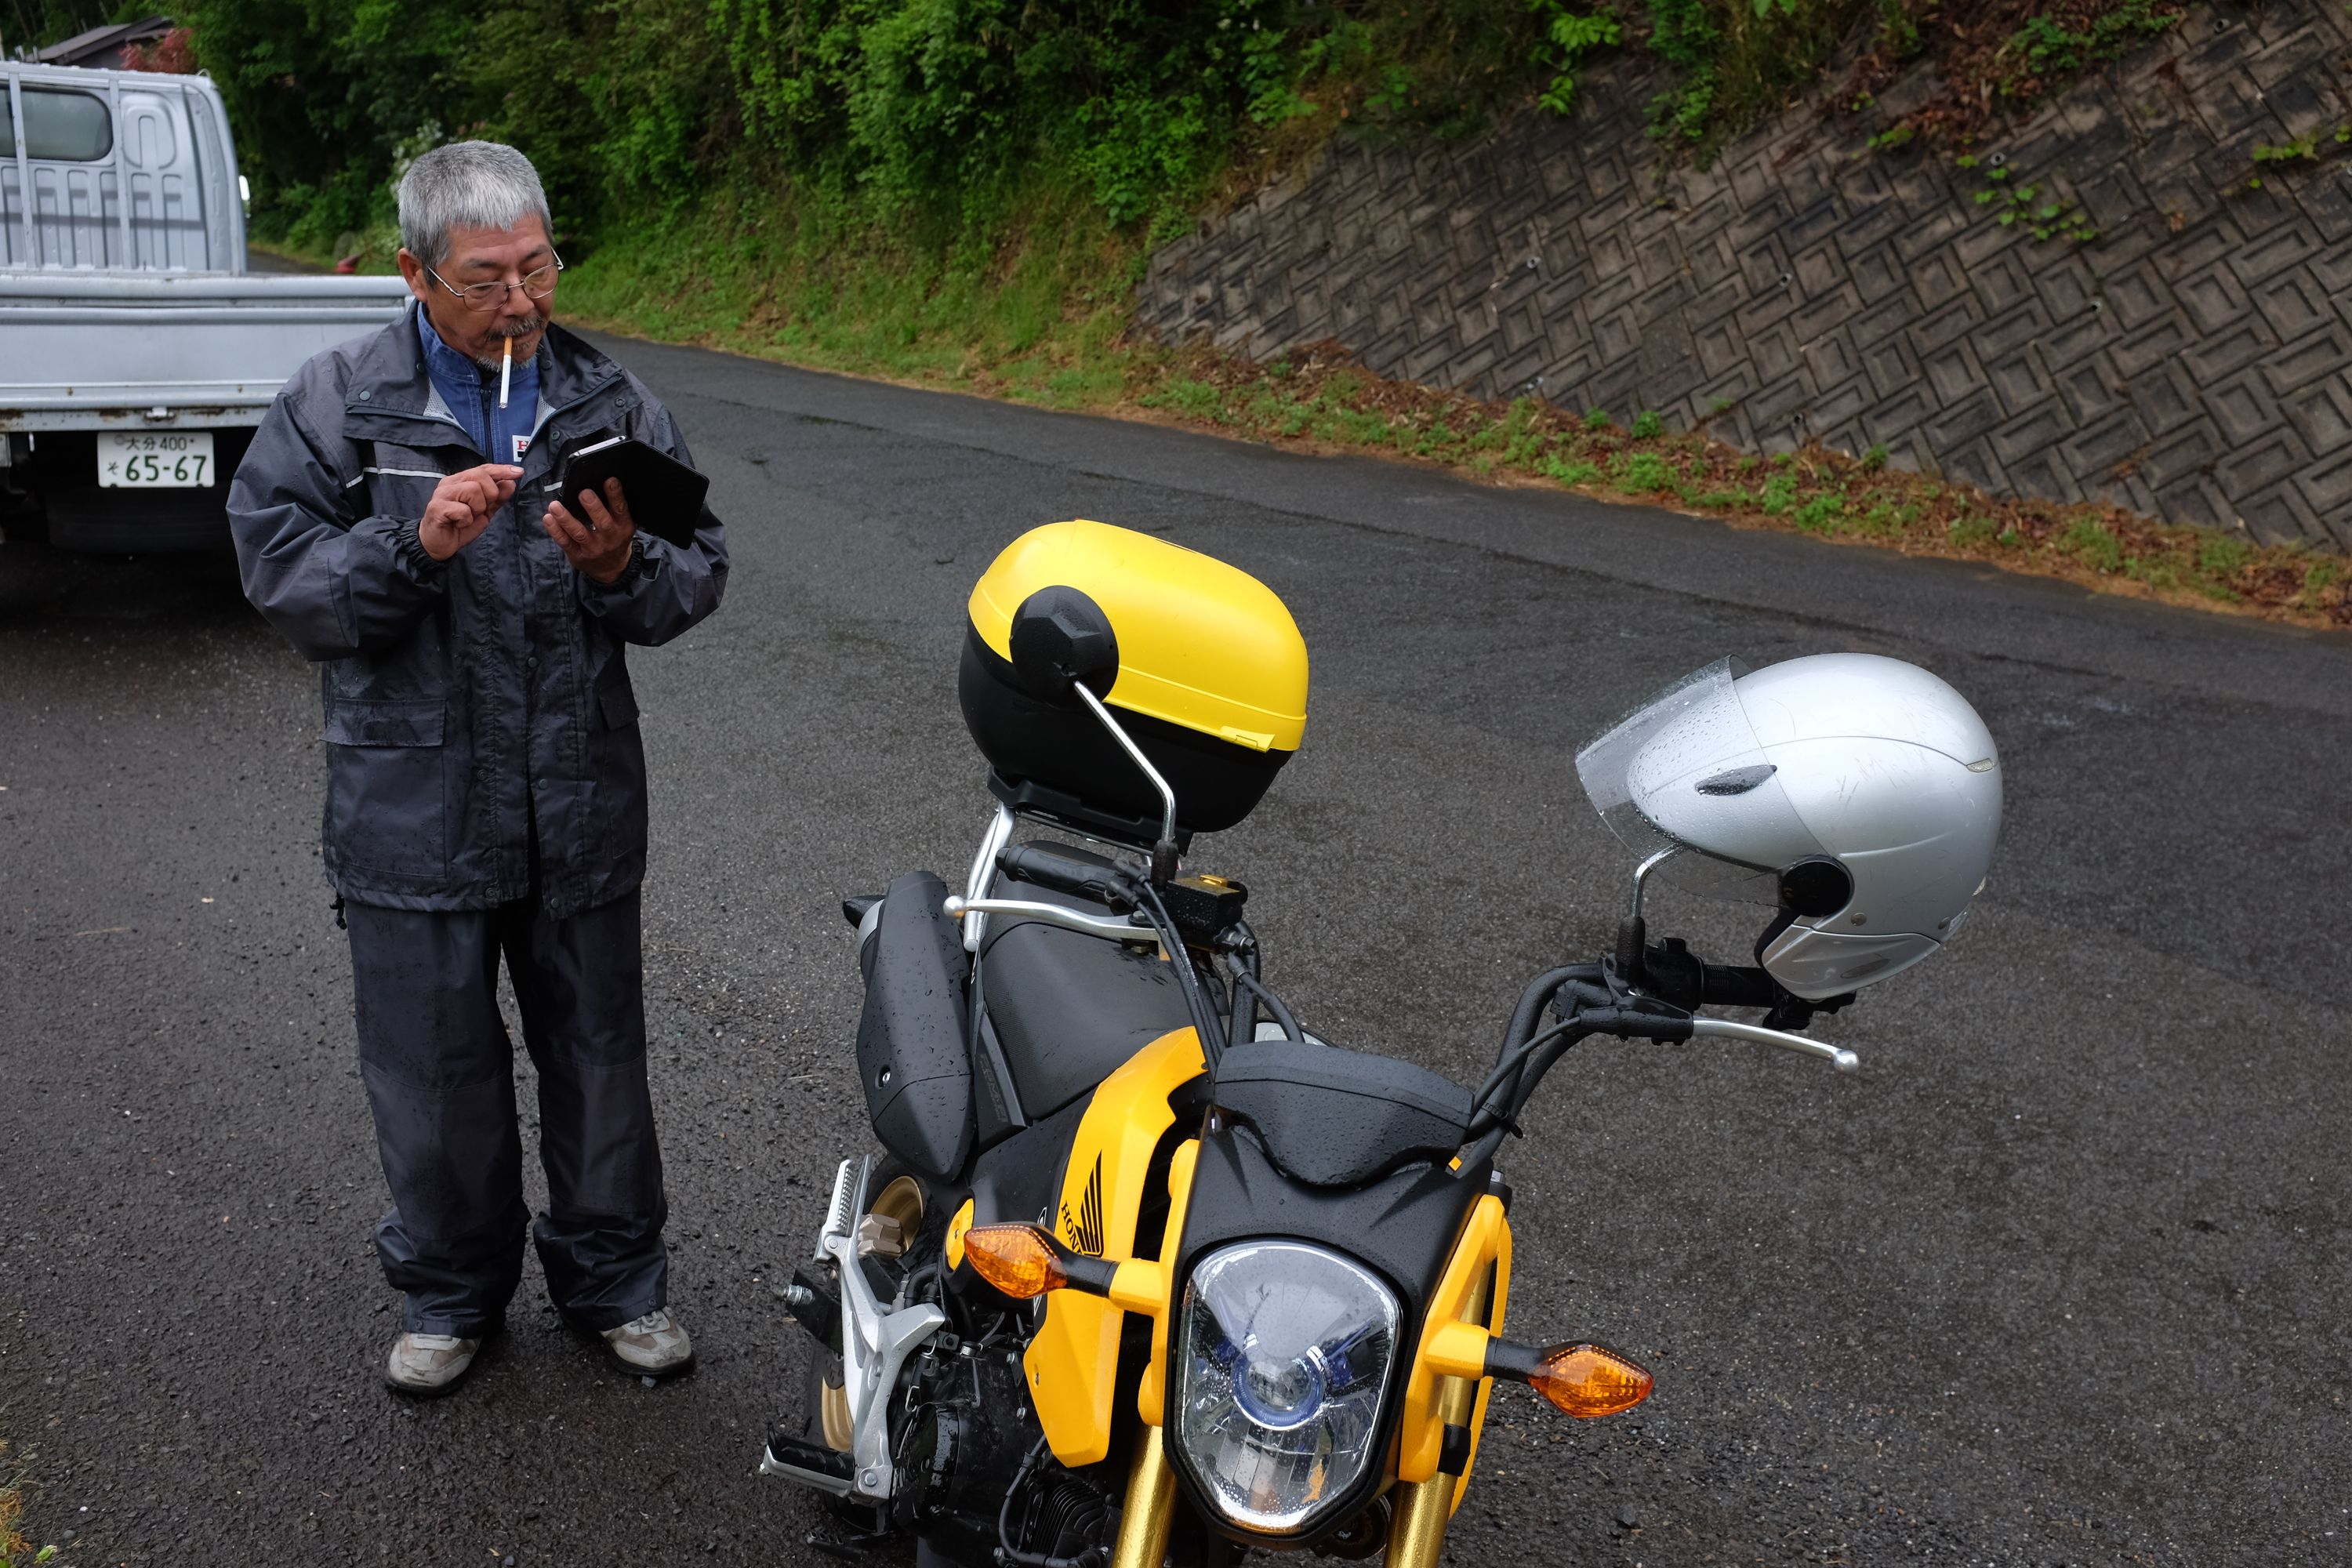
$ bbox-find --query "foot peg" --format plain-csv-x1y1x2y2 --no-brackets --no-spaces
761,1427,857,1496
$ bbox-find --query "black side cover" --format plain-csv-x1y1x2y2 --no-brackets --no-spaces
1210,1041,1472,1187
855,870,975,1181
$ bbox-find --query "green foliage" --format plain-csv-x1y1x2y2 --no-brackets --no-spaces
1630,408,1664,437
2005,0,2182,88
1614,450,1675,492
3,0,123,49
1947,514,1998,548
2060,519,2124,572
1791,492,1845,531
1147,379,1228,420
2197,532,2251,579
2252,137,2320,163
184,0,1560,257
1642,0,1878,153
1529,1,1624,114
1969,167,2095,244
1584,406,1612,430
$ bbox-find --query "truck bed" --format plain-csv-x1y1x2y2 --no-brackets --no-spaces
0,272,412,432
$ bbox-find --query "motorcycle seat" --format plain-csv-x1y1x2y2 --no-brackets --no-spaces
979,845,1197,1124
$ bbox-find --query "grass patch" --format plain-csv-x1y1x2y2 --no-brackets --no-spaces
1,1438,55,1568
559,175,2348,633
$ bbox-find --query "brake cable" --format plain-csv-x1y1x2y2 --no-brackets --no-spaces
1222,958,1304,1044
1128,873,1229,1073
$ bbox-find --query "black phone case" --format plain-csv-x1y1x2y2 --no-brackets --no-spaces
547,435,710,550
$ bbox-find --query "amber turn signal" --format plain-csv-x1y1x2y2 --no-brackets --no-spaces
960,1224,1068,1299
1530,1344,1653,1418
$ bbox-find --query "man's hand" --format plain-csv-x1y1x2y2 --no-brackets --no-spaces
544,477,640,585
419,464,524,561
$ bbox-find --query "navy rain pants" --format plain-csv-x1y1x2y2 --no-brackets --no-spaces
347,891,668,1336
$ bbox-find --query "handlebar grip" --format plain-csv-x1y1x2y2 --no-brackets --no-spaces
1697,963,1780,1009
996,844,1138,911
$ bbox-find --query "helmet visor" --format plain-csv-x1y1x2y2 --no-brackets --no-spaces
1574,659,1834,906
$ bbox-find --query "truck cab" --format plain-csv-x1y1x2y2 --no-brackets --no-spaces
2,60,410,552
2,59,248,271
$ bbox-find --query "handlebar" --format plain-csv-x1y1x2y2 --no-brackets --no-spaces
1697,963,1779,1009
1467,939,1862,1158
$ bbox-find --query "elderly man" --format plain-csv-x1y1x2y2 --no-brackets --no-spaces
228,141,726,1395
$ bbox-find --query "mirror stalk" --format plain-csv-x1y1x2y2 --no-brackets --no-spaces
1073,682,1181,885
1616,847,1680,986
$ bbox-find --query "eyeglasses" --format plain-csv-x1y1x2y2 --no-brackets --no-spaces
424,252,564,312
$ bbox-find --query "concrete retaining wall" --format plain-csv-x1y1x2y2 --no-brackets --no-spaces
1139,2,2352,550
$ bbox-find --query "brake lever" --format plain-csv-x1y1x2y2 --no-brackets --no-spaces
1688,1016,1859,1073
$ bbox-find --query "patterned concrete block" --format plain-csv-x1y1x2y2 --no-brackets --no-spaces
1136,8,2352,546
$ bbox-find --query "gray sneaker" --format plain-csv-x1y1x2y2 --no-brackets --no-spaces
384,1331,481,1396
601,1308,695,1377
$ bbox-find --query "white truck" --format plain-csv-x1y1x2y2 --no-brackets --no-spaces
2,59,410,550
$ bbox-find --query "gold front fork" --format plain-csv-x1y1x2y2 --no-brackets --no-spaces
1385,1265,1496,1568
1109,1425,1178,1568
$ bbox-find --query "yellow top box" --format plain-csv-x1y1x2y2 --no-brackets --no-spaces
966,520,1309,755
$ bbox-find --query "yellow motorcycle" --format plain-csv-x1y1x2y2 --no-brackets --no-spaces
761,521,2003,1566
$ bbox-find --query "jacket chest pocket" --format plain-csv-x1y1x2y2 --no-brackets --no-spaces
323,699,449,879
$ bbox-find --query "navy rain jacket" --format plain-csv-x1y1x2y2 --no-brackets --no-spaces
227,307,728,916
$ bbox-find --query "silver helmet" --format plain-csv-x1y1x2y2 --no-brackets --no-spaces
1577,654,2002,1000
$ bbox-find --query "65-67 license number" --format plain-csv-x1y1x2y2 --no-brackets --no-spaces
99,432,216,488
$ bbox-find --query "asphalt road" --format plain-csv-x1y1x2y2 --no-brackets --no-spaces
3,332,2348,1568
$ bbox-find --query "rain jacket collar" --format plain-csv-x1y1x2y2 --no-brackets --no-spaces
343,302,625,458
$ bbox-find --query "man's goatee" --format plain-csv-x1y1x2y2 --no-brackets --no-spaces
471,317,544,373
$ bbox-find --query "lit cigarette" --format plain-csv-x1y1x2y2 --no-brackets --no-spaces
499,336,512,410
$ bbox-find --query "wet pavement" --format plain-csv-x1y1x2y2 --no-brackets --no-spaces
2,332,2347,1566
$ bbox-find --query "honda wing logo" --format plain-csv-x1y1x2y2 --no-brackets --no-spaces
1061,1156,1105,1257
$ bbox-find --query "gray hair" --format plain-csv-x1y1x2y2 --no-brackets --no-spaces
397,141,553,269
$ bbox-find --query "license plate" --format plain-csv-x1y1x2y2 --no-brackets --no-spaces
99,431,216,488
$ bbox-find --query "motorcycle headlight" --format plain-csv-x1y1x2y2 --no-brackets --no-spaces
1173,1241,1400,1535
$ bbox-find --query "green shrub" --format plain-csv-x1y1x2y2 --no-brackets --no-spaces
1791,492,1846,532
1615,451,1675,492
1631,408,1665,438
